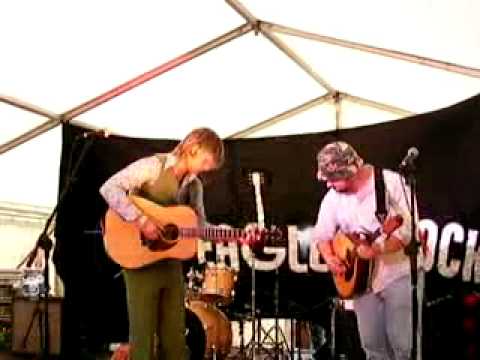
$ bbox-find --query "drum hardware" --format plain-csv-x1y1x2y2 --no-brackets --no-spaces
185,261,237,358
200,263,237,306
242,171,290,359
309,297,345,360
273,269,290,359
243,171,263,359
242,270,289,360
309,297,364,360
330,298,340,360
185,300,232,359
186,267,204,301
292,320,312,359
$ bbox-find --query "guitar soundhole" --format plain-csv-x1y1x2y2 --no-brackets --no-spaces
162,223,179,241
141,223,179,251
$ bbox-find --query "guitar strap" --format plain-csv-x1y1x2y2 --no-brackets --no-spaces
365,167,388,291
374,167,387,223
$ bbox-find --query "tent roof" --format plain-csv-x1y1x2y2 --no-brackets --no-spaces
1,0,479,207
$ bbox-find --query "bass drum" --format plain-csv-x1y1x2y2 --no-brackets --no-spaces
185,300,232,359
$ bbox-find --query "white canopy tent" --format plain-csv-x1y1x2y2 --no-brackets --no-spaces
1,0,479,208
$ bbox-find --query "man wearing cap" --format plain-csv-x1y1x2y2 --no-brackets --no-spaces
313,141,413,360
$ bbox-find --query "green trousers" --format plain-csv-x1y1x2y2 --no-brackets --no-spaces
123,260,187,360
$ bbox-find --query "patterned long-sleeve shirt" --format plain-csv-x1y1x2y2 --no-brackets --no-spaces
99,153,206,223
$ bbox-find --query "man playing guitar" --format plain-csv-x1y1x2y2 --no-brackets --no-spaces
313,141,414,360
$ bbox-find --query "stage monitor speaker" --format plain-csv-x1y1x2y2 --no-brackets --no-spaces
11,296,62,355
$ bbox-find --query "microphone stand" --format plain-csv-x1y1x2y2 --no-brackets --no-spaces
250,249,257,359
21,133,96,358
402,163,420,360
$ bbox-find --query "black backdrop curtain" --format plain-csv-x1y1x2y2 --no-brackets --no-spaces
53,94,480,357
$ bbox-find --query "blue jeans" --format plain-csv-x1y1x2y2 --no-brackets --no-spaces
353,275,412,360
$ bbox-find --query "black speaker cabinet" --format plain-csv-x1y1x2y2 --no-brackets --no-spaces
12,296,62,355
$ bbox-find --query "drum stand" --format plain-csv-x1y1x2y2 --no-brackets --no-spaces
242,254,259,359
243,267,289,360
267,268,289,359
330,298,339,360
244,171,290,359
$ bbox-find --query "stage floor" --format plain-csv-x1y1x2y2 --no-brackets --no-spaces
0,351,111,360
0,348,311,360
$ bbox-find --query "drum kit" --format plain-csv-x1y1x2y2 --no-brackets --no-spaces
185,262,237,359
184,171,289,359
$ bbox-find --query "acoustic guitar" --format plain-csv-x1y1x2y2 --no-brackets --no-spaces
103,195,274,269
332,215,403,299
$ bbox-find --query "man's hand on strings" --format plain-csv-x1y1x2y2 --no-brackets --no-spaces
243,223,267,251
325,255,346,276
135,215,162,241
243,223,261,245
356,244,379,260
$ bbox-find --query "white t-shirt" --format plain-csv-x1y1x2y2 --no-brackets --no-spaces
313,168,412,293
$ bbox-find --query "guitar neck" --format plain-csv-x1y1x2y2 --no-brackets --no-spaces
179,227,245,242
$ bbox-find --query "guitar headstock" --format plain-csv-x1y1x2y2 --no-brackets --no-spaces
247,170,268,187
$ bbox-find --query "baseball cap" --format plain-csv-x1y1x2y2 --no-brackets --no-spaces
317,141,364,181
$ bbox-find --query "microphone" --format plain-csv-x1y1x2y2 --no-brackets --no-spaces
399,147,419,170
82,129,110,138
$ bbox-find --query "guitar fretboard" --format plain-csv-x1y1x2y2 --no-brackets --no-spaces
179,227,245,241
